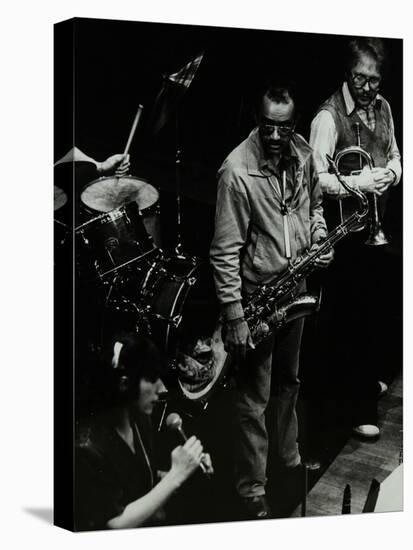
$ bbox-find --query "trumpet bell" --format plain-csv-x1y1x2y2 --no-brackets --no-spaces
365,222,389,246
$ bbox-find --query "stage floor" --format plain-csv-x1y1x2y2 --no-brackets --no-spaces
291,373,403,517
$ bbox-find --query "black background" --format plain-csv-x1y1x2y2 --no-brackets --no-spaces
56,18,402,256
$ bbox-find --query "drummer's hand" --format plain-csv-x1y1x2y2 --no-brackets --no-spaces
97,154,130,176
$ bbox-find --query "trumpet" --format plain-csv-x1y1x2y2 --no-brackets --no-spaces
334,122,389,246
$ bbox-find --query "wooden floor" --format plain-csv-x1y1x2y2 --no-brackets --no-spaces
291,374,403,517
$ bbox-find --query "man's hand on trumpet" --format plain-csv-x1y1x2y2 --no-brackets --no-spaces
356,165,395,196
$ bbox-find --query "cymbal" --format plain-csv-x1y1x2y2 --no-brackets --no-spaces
54,146,97,167
80,176,159,212
54,185,68,211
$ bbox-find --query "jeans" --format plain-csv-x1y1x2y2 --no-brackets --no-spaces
233,317,304,498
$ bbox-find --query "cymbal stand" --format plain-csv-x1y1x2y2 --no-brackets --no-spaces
175,109,184,256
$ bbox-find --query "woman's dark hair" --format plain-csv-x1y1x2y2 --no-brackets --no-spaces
346,37,387,74
79,333,164,413
112,333,163,384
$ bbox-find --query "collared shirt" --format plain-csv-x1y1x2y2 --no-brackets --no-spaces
260,150,298,201
342,83,378,132
310,82,402,196
210,128,327,320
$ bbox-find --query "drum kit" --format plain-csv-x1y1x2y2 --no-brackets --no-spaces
54,169,225,403
55,90,228,403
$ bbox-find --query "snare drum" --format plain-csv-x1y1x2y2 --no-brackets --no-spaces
80,175,161,246
75,201,157,280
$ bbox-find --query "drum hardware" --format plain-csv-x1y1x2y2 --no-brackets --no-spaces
54,185,71,252
138,260,198,302
77,231,90,246
175,147,183,254
175,254,197,265
161,273,196,284
54,218,70,246
94,249,159,280
149,312,183,328
160,56,203,254
107,297,140,315
140,264,168,294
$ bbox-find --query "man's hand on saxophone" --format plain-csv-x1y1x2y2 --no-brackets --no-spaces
223,317,255,361
310,241,335,268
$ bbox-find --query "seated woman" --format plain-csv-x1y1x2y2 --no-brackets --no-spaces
75,334,210,531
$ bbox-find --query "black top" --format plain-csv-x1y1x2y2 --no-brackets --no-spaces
74,412,156,531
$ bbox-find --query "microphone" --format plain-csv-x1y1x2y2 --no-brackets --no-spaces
166,413,211,476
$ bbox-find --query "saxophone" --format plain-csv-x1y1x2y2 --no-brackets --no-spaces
243,154,369,346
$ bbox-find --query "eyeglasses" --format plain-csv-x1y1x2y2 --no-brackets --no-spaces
259,122,295,137
351,72,381,90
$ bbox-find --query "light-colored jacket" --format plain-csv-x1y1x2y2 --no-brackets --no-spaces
210,128,327,320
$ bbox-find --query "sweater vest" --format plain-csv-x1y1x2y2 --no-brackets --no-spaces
317,88,392,169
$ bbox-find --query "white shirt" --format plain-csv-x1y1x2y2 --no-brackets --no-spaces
310,82,402,197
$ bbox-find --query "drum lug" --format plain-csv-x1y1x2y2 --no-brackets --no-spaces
149,312,182,328
172,314,182,328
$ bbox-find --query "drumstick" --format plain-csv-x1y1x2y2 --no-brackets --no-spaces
123,104,144,156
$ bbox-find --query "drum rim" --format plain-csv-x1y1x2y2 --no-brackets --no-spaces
82,174,150,191
75,204,131,231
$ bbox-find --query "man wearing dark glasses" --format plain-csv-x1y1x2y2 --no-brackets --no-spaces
310,38,402,440
210,79,332,519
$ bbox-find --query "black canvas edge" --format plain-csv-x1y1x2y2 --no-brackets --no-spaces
54,18,75,532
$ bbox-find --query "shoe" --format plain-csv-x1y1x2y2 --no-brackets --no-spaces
378,381,388,397
240,495,271,520
352,424,380,438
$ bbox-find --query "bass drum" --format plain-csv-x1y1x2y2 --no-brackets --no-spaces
140,255,229,401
